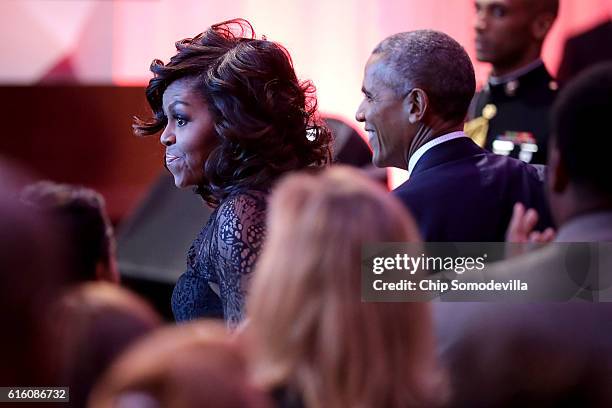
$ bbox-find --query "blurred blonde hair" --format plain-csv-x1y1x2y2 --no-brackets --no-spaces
247,166,447,408
90,320,272,408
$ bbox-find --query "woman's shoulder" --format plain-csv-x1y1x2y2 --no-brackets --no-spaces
217,190,267,218
210,190,268,237
209,190,267,267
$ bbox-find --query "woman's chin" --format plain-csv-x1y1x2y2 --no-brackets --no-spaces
171,172,202,189
173,178,190,189
175,178,202,190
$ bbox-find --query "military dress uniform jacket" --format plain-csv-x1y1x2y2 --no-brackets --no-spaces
467,62,558,165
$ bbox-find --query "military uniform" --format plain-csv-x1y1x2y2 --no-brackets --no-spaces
465,61,558,164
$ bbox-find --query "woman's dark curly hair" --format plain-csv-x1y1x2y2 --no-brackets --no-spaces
134,18,332,206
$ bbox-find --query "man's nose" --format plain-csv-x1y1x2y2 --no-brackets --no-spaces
474,11,487,32
355,101,366,122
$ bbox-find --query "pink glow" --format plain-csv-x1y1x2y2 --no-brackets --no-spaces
2,0,611,186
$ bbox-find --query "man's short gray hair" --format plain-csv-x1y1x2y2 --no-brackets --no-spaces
372,30,476,123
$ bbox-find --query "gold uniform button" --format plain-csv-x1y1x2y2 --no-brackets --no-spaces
549,80,559,91
504,80,519,96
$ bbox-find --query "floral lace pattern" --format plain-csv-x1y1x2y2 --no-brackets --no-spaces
171,191,267,328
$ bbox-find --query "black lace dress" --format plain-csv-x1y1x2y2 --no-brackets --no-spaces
171,191,267,327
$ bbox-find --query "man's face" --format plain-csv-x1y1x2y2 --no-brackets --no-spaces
355,54,412,169
474,0,536,67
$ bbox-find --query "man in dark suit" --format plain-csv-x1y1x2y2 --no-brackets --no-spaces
434,65,612,406
489,63,612,294
355,29,551,242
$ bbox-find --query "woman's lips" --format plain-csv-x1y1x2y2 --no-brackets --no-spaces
165,154,180,166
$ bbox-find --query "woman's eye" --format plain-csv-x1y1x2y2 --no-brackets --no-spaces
176,117,187,127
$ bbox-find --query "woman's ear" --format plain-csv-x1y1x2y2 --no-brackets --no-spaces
404,88,428,124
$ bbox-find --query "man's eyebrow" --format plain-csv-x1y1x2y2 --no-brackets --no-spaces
487,1,506,8
475,1,505,9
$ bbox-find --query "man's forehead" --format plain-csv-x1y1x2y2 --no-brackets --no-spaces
364,54,390,84
475,0,526,10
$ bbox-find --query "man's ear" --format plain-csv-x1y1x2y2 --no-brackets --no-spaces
404,88,428,124
549,147,569,193
532,13,555,41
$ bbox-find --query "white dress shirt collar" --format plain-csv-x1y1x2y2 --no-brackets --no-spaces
407,131,468,178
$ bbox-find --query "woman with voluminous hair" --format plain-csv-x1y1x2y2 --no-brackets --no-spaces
245,166,448,408
134,18,331,327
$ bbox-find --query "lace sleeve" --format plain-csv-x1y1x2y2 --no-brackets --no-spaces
171,264,223,322
213,192,267,328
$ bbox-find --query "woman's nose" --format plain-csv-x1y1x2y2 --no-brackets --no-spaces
160,127,175,146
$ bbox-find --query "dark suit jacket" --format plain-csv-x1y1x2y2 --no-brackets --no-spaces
432,218,612,406
394,137,552,242
434,302,612,407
